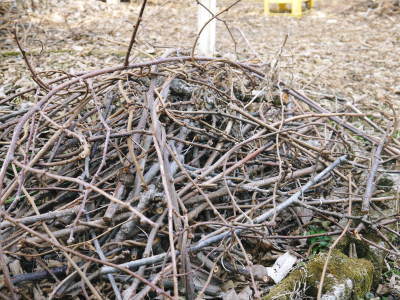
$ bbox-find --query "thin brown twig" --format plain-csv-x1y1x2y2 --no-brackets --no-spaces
12,27,49,91
317,173,353,299
124,0,148,66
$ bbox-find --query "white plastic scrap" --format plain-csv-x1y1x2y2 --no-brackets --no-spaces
266,252,297,284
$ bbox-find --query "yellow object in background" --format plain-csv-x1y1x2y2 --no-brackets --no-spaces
264,0,314,17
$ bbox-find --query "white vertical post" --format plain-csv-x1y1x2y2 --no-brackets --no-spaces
197,0,217,57
107,0,120,5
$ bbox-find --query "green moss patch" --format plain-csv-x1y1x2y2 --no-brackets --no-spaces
264,251,374,300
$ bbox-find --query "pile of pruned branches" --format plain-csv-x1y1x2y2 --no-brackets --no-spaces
1,50,399,298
